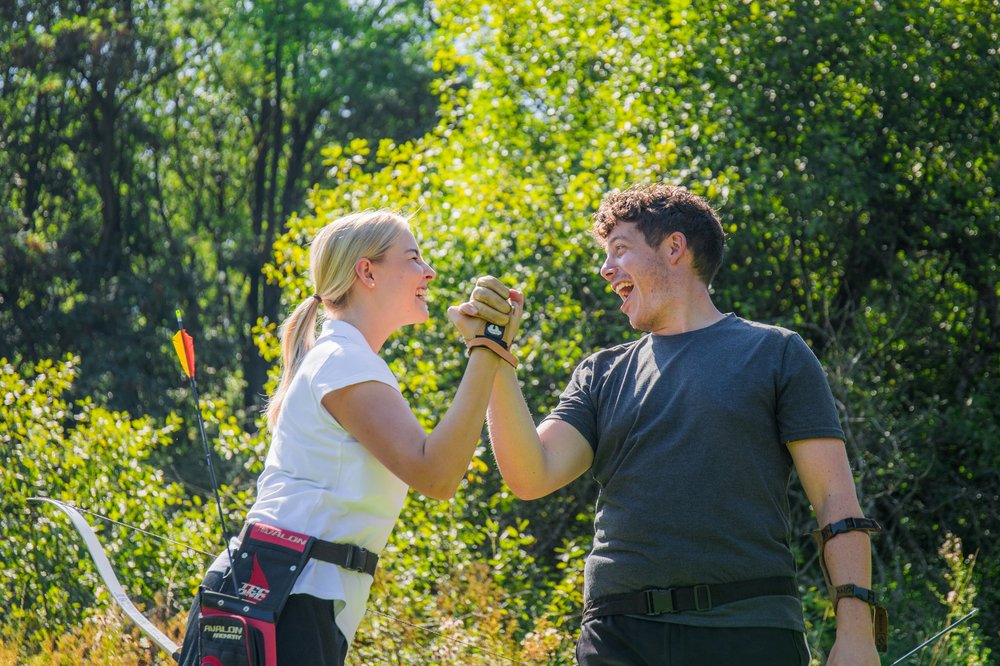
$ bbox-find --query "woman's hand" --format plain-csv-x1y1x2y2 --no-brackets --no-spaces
448,276,524,347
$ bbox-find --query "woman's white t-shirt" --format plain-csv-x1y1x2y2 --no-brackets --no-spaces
209,319,409,643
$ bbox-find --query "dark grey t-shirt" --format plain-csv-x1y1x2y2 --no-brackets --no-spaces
544,314,845,631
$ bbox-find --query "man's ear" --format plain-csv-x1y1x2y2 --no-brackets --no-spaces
662,231,687,265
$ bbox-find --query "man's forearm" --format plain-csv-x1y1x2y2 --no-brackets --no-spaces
824,530,875,637
486,365,550,498
814,493,879,648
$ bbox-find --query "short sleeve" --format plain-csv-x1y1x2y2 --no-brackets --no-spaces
776,334,846,444
542,357,599,451
311,346,401,401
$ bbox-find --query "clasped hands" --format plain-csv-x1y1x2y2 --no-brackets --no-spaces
447,276,524,356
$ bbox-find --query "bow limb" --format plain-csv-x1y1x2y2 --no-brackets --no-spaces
30,497,181,658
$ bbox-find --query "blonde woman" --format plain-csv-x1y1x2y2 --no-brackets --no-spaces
178,210,522,666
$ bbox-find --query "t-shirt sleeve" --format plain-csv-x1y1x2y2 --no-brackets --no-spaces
776,334,846,444
542,357,599,451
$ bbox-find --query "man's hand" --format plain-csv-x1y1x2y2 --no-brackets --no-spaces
827,580,880,665
827,632,880,666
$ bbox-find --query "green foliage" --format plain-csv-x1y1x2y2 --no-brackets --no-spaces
1,0,997,660
885,535,991,666
0,606,187,666
926,536,991,666
349,491,569,664
275,0,998,655
0,0,440,422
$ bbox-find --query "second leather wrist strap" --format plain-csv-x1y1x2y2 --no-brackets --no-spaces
467,336,518,368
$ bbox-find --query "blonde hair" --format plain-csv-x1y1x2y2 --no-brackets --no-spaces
265,210,409,429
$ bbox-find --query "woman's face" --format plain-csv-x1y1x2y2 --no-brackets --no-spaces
373,228,436,327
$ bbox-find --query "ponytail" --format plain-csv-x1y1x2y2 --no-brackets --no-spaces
265,295,324,430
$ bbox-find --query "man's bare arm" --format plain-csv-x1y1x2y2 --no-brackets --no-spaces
487,365,593,500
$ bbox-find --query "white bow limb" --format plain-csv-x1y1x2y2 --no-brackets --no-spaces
30,497,181,658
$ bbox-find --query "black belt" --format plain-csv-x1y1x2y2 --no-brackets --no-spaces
311,539,379,576
583,576,797,620
237,521,380,577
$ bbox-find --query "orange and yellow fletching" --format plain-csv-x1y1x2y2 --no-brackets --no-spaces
172,329,195,378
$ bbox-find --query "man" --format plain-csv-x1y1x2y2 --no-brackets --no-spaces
463,184,880,665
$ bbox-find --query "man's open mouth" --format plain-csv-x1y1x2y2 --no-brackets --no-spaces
613,281,634,301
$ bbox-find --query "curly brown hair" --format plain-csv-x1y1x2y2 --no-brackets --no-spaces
592,184,726,285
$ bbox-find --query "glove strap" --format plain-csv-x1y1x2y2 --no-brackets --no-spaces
811,518,887,653
811,518,881,591
814,517,882,545
467,337,518,368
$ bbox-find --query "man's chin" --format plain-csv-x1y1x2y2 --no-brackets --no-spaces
625,314,653,333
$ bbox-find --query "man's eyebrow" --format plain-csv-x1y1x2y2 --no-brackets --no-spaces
606,233,628,246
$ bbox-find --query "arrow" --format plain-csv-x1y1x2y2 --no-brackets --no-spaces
890,608,979,665
174,310,241,594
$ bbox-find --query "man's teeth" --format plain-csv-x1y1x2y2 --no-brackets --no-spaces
614,282,634,298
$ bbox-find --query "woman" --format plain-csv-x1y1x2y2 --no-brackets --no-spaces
178,210,522,666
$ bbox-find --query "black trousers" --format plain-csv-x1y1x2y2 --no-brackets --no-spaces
178,570,348,666
576,615,810,666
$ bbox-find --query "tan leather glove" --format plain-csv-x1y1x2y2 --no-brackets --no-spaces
449,276,524,367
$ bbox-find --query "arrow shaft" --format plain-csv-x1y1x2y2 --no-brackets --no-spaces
185,374,241,594
890,608,979,665
176,311,241,593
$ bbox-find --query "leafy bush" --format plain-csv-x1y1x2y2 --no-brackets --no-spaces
2,0,997,662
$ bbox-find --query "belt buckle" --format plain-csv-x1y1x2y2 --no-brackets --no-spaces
644,588,676,615
693,584,713,611
359,549,377,574
345,546,376,574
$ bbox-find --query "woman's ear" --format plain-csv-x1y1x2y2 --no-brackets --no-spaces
354,257,376,287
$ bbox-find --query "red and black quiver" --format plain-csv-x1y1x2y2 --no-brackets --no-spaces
193,522,378,666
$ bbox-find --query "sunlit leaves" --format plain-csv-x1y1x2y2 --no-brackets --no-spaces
267,0,999,659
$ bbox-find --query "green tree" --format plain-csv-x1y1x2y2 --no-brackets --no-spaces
0,0,440,421
269,0,998,656
0,356,200,653
688,1,999,651
2,0,996,661
0,0,205,413
197,0,442,410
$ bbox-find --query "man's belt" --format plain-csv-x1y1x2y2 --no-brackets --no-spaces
310,538,379,576
583,576,798,621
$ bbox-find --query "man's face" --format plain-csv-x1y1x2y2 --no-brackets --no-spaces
599,222,674,332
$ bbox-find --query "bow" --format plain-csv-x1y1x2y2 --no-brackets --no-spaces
29,496,181,659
